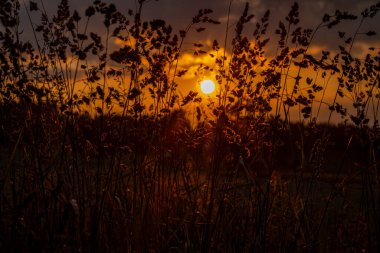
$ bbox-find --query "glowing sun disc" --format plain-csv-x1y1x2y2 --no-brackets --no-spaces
200,79,215,94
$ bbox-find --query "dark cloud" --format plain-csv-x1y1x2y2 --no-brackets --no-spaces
22,0,380,26
131,0,380,51
21,0,380,53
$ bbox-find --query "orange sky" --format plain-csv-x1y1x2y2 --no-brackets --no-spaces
13,0,380,124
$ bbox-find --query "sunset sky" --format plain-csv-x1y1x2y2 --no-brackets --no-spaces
19,0,380,122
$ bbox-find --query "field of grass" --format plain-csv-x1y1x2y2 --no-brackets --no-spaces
1,0,380,252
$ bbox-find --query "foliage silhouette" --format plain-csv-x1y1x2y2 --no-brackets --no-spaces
1,0,380,252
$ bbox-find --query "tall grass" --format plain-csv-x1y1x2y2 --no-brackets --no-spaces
1,0,380,252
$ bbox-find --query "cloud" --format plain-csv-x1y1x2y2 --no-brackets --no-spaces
351,40,380,57
218,14,240,23
19,0,380,62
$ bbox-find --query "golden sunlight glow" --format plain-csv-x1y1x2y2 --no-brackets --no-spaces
200,79,215,94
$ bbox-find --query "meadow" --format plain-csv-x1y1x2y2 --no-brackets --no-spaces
1,0,380,252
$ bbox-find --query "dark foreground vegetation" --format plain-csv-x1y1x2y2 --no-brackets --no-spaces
1,0,380,252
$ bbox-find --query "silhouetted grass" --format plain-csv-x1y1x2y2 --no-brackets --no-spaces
1,0,380,252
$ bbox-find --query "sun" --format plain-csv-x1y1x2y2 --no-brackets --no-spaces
200,79,215,94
